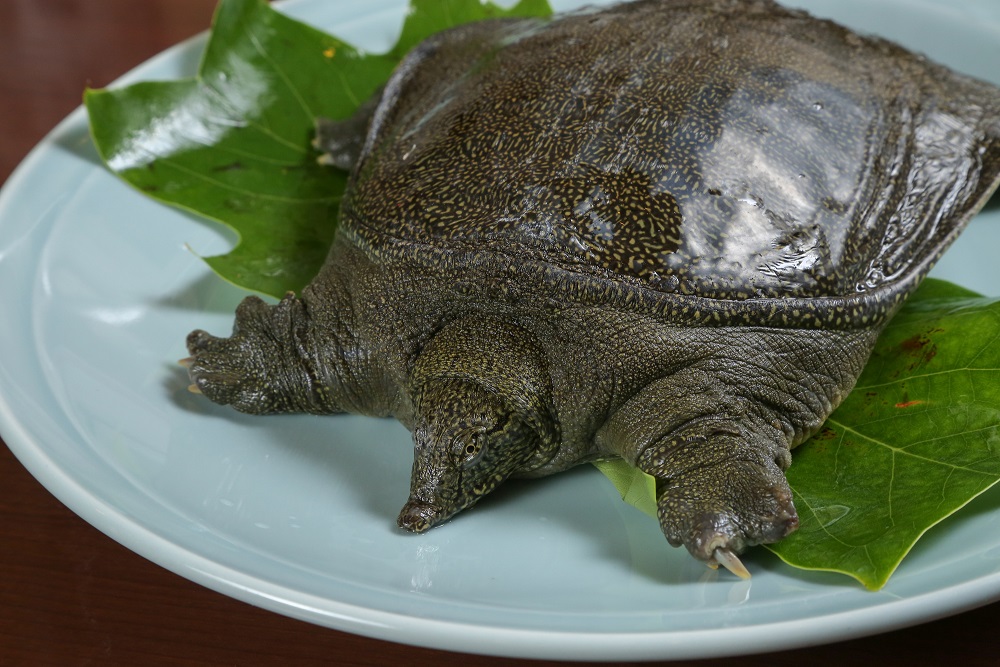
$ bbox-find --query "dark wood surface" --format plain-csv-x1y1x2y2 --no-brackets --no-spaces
2,1,999,665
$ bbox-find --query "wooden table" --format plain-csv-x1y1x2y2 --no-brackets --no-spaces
2,1,999,664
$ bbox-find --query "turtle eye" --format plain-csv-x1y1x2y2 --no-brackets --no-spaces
461,434,486,467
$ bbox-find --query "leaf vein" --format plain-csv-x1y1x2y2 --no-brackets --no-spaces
854,367,998,393
156,157,343,204
200,83,308,154
824,418,1000,476
246,28,317,122
790,488,858,548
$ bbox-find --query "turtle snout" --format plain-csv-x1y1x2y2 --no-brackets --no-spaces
397,499,449,533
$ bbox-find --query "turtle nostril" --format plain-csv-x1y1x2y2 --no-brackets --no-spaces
396,499,444,533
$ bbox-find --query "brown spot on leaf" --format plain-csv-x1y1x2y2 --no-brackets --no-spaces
898,329,942,368
814,426,838,441
895,400,924,408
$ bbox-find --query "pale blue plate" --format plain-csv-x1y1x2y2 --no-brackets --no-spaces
2,0,1000,660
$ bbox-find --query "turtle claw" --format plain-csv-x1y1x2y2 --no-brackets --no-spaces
710,547,751,579
179,358,201,393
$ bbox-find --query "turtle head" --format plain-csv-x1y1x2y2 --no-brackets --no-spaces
397,378,542,531
397,317,558,532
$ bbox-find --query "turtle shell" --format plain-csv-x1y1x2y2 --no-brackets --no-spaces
341,0,1000,326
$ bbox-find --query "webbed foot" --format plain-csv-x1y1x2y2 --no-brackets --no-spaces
184,294,339,415
637,421,798,577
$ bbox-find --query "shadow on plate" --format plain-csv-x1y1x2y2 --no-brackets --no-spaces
165,362,415,525
984,188,1000,211
51,121,103,168
153,269,250,315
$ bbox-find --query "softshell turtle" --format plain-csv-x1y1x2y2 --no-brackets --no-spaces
185,0,1000,577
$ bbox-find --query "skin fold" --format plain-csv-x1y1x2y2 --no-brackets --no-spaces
186,0,1000,576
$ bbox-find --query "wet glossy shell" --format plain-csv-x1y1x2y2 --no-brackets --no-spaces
342,0,1000,327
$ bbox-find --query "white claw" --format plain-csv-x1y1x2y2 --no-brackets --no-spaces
178,357,194,369
710,547,752,580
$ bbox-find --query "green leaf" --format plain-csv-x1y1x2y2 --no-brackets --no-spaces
85,0,553,297
599,278,1000,589
593,459,658,517
767,278,1000,589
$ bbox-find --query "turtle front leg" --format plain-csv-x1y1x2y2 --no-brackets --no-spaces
599,369,800,578
636,418,798,578
596,324,878,576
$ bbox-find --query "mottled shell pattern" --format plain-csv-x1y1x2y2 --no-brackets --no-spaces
344,0,1000,327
